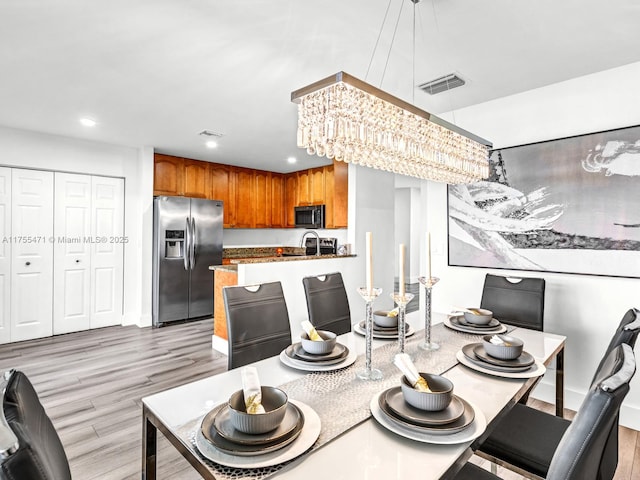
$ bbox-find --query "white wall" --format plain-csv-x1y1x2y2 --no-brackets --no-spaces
0,125,149,328
427,61,640,429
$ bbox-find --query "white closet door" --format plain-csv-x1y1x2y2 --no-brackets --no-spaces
53,173,92,334
0,167,11,344
91,176,124,328
11,168,53,342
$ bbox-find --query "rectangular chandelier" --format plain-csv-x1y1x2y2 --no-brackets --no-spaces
291,72,492,184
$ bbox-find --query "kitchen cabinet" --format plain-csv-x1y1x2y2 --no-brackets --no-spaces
234,168,256,228
183,159,210,198
332,160,349,228
284,173,298,227
153,154,184,196
310,167,325,204
271,174,285,228
210,163,236,227
254,170,272,228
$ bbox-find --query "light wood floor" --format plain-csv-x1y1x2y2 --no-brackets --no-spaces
1,319,639,479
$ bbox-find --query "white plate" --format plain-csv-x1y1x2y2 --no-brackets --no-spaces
279,348,357,372
444,317,507,335
370,391,486,445
456,351,547,379
195,399,321,468
354,322,415,339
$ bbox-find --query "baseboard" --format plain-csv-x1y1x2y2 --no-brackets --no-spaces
122,312,152,327
212,335,228,355
532,375,640,431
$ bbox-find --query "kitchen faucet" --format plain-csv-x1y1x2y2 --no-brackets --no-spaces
300,230,321,256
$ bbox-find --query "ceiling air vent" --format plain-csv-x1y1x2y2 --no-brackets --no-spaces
198,130,224,138
418,73,465,95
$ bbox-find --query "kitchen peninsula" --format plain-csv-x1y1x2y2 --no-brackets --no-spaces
210,251,357,354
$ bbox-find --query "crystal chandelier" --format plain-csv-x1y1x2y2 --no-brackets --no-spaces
291,72,491,184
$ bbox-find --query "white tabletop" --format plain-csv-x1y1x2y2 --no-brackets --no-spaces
143,312,565,480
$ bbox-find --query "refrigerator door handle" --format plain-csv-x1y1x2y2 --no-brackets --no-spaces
190,217,196,269
184,217,190,270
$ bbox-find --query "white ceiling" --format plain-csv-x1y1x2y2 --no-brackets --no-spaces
1,0,639,173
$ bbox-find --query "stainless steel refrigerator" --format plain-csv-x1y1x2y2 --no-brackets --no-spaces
152,196,223,326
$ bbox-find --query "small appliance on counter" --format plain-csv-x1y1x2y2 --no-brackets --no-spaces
304,237,337,255
294,205,325,229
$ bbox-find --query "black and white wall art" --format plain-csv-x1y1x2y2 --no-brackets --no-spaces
447,124,640,278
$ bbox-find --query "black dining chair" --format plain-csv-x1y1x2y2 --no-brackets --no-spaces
302,272,352,336
480,274,545,331
223,281,292,370
456,342,636,480
1,369,72,480
476,307,640,480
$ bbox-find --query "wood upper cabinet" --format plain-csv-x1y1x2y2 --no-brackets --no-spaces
296,170,311,206
332,160,348,228
210,164,236,228
284,173,298,228
271,174,285,228
183,159,210,198
153,154,184,196
234,168,256,228
254,170,272,228
310,167,325,205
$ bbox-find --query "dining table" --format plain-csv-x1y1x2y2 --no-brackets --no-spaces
142,311,565,480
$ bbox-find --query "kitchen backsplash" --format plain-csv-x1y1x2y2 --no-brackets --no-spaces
222,228,347,248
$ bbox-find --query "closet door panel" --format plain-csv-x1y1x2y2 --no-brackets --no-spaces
54,173,92,334
91,176,124,328
0,167,11,343
10,169,53,342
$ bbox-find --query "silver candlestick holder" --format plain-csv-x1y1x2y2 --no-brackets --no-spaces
390,292,414,355
356,287,383,381
417,276,440,351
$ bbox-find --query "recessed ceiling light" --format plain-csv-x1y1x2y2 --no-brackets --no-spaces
287,157,297,164
206,140,218,149
80,117,96,127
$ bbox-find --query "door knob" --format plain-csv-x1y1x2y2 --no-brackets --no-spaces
25,261,31,266
75,259,80,263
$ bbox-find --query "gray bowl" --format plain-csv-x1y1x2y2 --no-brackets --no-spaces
482,334,524,360
228,386,288,434
463,308,493,325
373,310,398,328
300,330,337,355
401,373,453,411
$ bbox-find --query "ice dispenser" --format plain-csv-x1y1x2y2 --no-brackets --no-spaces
165,230,184,258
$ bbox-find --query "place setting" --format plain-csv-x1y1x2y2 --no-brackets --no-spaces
456,333,546,379
445,307,508,334
354,309,416,339
195,367,321,468
279,321,357,372
369,354,486,445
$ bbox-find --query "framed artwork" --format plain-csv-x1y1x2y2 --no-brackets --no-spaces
447,124,640,279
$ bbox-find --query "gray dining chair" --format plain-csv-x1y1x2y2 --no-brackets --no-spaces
0,369,72,480
302,272,352,336
475,307,640,480
480,274,545,331
455,342,636,480
223,281,292,370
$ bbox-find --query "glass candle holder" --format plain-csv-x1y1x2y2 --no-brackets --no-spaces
390,292,415,355
356,287,383,381
417,276,440,351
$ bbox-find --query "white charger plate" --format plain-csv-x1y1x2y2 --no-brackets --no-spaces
369,391,486,445
456,350,546,379
195,399,321,468
354,322,415,339
279,348,357,372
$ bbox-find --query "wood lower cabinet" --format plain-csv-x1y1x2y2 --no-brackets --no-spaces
153,154,184,196
213,268,238,340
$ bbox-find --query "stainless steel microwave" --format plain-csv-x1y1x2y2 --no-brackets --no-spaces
294,205,325,229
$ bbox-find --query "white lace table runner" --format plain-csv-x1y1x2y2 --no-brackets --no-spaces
177,323,484,480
